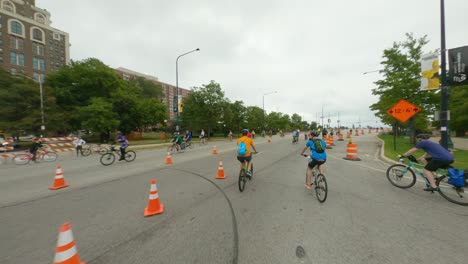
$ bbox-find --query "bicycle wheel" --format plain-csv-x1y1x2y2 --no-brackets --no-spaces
386,164,416,188
13,154,31,165
238,169,247,192
124,150,136,162
81,147,91,156
42,152,57,162
188,142,194,149
315,174,328,203
100,153,115,166
436,176,468,206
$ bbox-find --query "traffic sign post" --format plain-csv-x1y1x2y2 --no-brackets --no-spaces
386,99,421,123
387,99,421,150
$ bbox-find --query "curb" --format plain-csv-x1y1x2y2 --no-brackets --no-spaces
375,136,398,165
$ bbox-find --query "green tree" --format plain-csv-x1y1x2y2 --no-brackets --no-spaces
245,106,263,132
449,85,468,136
129,76,163,98
79,98,120,133
181,81,227,135
290,113,303,129
370,33,439,139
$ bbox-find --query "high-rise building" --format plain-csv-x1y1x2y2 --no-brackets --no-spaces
114,67,191,121
0,0,70,80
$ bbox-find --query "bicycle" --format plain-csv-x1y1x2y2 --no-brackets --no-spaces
303,154,328,203
80,143,109,156
238,153,256,192
13,148,57,165
167,142,185,154
100,145,136,166
386,155,468,206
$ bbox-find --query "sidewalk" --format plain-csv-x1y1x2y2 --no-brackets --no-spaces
429,137,468,150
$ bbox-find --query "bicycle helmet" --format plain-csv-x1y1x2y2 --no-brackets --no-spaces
416,134,430,140
310,130,319,137
241,129,249,135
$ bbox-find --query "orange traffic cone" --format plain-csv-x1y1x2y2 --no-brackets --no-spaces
53,222,85,264
144,179,164,216
343,143,361,161
326,135,333,149
212,145,218,155
165,152,173,164
338,133,344,141
216,158,226,179
49,165,69,190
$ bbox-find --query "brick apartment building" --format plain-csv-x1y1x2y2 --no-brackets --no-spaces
114,67,191,122
0,0,70,81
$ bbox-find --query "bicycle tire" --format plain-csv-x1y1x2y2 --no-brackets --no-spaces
436,176,468,206
14,154,31,165
315,174,328,203
188,142,194,149
238,169,246,192
386,164,416,188
42,152,57,162
124,150,136,162
249,163,254,180
100,153,115,166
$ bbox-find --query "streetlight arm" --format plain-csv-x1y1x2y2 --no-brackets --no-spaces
176,48,200,63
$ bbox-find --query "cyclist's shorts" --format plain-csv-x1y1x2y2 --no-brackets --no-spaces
237,156,252,163
308,159,326,169
424,158,453,171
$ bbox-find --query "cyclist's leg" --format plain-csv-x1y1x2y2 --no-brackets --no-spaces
317,161,326,174
245,156,253,175
307,160,318,186
119,146,125,160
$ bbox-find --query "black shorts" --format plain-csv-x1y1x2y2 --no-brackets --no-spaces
308,159,326,169
237,156,252,163
424,158,453,171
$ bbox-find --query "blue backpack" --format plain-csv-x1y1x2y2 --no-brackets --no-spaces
237,141,247,155
448,168,465,187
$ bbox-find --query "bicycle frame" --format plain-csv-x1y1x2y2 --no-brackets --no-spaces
399,160,450,190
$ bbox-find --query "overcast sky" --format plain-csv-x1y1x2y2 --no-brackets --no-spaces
38,0,467,128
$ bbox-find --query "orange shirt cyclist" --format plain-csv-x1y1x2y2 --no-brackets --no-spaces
237,129,258,178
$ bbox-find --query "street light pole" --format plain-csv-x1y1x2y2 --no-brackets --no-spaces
439,0,451,149
176,48,200,122
38,75,45,131
262,91,278,131
12,73,45,131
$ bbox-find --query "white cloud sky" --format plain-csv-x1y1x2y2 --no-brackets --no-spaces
38,0,468,128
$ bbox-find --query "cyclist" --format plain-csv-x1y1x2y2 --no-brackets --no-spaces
184,130,192,143
401,134,454,191
228,130,233,141
292,129,299,144
74,136,86,157
237,129,258,179
29,137,43,162
300,130,327,189
171,132,183,151
116,132,129,161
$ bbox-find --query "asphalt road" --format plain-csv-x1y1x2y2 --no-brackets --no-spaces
0,134,467,264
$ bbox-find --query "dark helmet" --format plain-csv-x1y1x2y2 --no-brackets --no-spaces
241,129,249,135
310,130,319,137
416,134,430,140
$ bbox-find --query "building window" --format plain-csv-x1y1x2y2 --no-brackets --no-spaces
53,32,61,41
1,0,15,13
32,43,44,56
9,36,23,50
35,13,46,24
33,57,46,71
8,19,24,37
33,72,45,81
31,27,44,42
10,51,24,66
